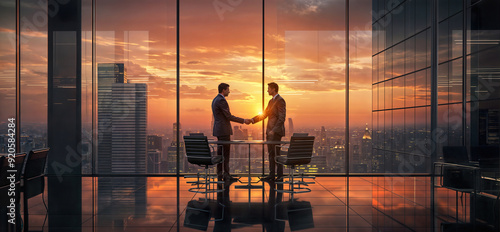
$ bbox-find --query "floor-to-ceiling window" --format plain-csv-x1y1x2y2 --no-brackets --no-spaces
0,0,16,155
266,0,347,174
179,0,263,175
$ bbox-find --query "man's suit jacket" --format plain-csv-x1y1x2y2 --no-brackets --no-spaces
212,94,245,137
253,94,286,137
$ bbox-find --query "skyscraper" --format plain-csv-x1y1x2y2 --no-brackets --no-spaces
111,82,147,173
97,63,125,173
97,63,147,174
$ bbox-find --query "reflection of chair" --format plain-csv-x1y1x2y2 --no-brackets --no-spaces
439,146,477,191
184,134,223,194
275,200,314,231
22,148,49,232
275,135,315,195
184,199,224,231
0,153,26,232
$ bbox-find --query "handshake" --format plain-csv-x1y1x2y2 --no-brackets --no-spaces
243,115,260,125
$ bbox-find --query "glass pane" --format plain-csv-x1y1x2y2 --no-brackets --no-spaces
392,5,405,44
393,77,404,109
450,58,463,103
393,109,404,152
448,103,463,146
450,13,463,60
20,2,48,153
405,73,415,108
82,0,92,174
393,43,404,77
385,48,393,79
0,0,16,155
405,108,415,155
405,37,415,74
95,0,175,174
385,80,393,110
350,0,373,173
415,30,427,71
269,0,346,174
180,0,263,175
405,0,416,39
415,70,427,107
438,63,449,105
385,110,393,152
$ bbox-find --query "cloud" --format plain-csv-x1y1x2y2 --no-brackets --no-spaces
187,60,205,65
186,108,208,113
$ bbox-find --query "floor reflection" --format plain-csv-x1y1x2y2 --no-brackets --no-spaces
183,180,314,232
15,176,494,231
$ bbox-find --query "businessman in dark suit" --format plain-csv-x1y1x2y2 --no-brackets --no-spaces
212,83,252,181
252,82,286,181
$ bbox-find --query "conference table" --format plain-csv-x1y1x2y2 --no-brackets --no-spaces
208,140,289,189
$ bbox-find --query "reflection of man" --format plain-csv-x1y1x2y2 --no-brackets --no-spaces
252,82,286,181
212,83,251,181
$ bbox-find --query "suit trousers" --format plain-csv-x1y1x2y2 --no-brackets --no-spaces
217,135,231,177
267,133,283,178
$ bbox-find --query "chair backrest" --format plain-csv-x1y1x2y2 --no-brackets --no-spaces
292,133,309,137
189,133,205,136
288,136,315,161
0,153,27,187
183,135,212,165
442,146,469,164
24,148,50,180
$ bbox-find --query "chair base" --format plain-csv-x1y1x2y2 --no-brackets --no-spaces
275,166,315,195
184,167,224,194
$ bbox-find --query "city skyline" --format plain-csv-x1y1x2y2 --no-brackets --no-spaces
0,0,372,130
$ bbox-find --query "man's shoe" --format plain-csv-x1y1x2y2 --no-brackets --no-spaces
224,173,238,182
275,176,284,181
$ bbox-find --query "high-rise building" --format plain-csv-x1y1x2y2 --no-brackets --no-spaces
361,125,372,171
97,63,125,173
97,63,147,174
147,149,161,173
147,135,163,151
288,118,294,137
172,123,181,145
110,82,147,173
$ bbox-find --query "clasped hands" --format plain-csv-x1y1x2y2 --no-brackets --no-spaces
243,118,254,125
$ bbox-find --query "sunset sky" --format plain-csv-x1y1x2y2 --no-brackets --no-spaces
0,0,374,132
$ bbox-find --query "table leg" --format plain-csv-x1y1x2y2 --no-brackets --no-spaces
235,144,262,189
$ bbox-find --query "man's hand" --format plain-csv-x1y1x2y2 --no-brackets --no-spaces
268,130,274,136
244,119,251,125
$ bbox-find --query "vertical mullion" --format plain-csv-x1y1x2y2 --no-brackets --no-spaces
176,0,180,231
430,0,439,231
345,0,350,175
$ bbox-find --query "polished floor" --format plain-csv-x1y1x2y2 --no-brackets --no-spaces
18,176,475,231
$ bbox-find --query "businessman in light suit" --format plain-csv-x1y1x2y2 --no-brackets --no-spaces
252,82,286,181
212,83,252,181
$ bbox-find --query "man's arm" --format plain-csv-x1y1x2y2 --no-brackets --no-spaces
219,98,245,124
252,101,271,123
